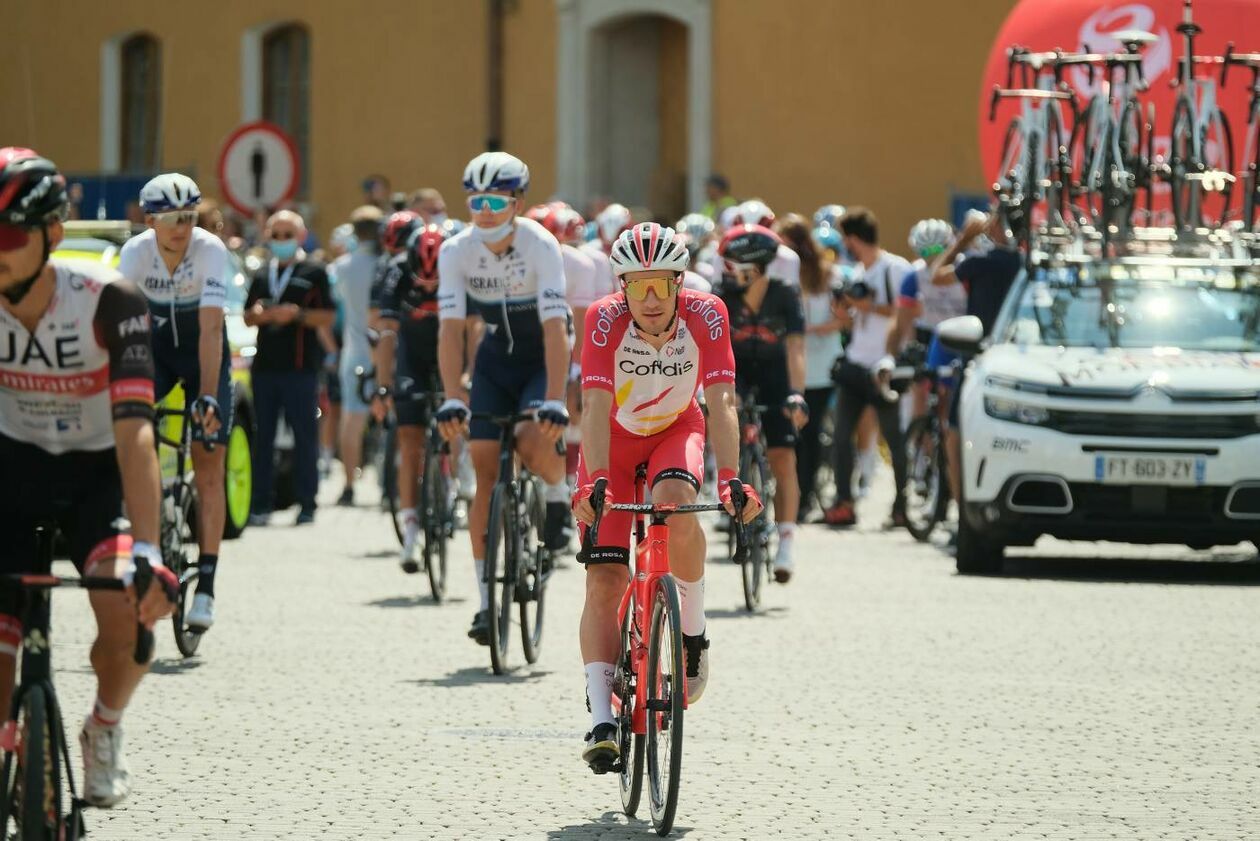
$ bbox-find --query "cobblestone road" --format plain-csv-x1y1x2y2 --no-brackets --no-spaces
51,471,1260,840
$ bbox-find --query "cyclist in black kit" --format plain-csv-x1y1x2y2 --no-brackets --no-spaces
716,224,808,583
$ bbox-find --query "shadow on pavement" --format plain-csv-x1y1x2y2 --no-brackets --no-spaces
993,554,1260,586
706,605,789,621
149,657,205,675
364,594,465,609
354,549,398,560
546,811,692,839
408,666,554,688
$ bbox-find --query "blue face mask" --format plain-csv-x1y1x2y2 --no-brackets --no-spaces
270,240,299,261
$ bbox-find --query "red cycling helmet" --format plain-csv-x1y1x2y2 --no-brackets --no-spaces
526,201,586,245
383,210,422,255
407,223,446,281
0,147,68,227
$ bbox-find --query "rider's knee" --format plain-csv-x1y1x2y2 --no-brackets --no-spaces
584,563,628,602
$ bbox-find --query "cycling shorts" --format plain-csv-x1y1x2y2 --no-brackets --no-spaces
469,345,547,441
576,412,707,565
395,329,440,428
153,328,233,445
926,335,959,390
0,435,131,625
736,373,796,449
337,346,372,413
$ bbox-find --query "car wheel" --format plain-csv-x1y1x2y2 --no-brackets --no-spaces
955,507,1004,575
222,400,253,540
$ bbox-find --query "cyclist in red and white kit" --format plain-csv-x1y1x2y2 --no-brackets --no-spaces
571,222,763,771
0,148,177,807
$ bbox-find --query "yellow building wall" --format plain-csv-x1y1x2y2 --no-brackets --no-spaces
713,0,1015,249
0,0,1014,245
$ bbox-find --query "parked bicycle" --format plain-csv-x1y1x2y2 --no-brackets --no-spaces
585,470,749,837
1221,42,1260,231
0,524,154,841
154,387,211,658
475,412,558,675
902,361,959,543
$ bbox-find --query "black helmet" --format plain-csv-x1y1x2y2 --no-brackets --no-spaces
0,148,68,226
718,223,780,269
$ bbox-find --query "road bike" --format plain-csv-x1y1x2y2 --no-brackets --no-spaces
475,412,557,675
0,524,154,841
585,470,749,837
1169,0,1236,231
153,387,210,657
1221,42,1260,231
901,361,959,543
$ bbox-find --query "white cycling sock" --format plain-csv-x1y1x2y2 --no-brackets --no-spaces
474,558,489,610
585,661,616,729
675,576,706,638
776,523,796,564
544,480,569,504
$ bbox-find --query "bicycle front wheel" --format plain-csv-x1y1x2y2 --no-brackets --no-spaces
420,442,450,603
740,448,766,612
903,416,944,543
645,576,685,836
617,607,644,817
5,685,57,841
518,477,547,664
164,493,201,658
484,485,514,675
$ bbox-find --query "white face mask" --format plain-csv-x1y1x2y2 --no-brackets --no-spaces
471,218,514,243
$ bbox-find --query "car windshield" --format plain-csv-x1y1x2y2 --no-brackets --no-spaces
1001,265,1260,352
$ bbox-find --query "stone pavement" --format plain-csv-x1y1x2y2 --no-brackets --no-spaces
49,469,1260,840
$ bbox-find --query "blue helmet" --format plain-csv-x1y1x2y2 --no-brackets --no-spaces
812,225,843,253
812,204,846,229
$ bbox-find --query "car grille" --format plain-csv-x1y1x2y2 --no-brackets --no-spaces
1045,410,1259,439
1068,484,1227,523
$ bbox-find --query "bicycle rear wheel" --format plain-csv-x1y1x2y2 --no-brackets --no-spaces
617,608,644,817
739,447,765,611
484,485,514,675
420,442,450,603
903,416,945,543
518,477,547,664
645,576,685,836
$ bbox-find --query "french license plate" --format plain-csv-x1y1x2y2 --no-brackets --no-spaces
1093,454,1206,486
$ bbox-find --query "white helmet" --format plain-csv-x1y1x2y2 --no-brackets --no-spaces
609,223,690,277
675,212,715,257
717,204,742,233
462,151,530,194
596,203,632,245
733,199,775,228
139,173,201,214
908,218,954,256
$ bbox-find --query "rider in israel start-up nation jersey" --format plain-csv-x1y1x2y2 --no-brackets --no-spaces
436,216,570,359
117,225,229,350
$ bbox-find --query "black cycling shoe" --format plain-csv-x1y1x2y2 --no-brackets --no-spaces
543,501,573,552
467,610,490,646
582,722,620,774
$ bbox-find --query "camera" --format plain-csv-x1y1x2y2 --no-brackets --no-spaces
843,278,872,300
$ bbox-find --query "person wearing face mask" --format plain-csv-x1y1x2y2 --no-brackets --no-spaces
409,187,448,225
434,151,574,647
118,173,232,632
243,209,336,526
327,205,383,506
716,224,809,582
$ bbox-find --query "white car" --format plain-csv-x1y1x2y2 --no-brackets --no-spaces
941,257,1260,574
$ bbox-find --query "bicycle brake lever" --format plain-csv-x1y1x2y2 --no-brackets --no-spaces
130,557,155,666
728,480,750,565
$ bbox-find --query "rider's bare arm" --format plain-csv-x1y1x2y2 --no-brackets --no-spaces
702,382,740,477
463,316,483,385
197,306,225,403
542,317,569,402
438,319,467,400
375,313,399,390
579,389,613,476
98,280,160,545
785,335,806,394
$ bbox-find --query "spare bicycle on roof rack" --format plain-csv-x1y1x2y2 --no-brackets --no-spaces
988,0,1260,258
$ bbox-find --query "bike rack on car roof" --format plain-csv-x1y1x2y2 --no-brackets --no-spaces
1027,221,1260,273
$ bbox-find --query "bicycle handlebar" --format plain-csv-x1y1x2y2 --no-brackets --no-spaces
0,562,154,665
583,478,751,564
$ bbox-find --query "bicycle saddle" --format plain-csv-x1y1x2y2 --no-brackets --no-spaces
1113,30,1159,47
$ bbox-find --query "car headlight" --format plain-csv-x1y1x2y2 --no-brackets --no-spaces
984,395,1050,425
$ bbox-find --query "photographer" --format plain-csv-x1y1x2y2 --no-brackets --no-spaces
820,208,912,529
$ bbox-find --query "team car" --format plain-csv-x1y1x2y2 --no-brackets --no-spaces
942,231,1260,574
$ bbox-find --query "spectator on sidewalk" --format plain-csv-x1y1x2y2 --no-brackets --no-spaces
244,209,336,526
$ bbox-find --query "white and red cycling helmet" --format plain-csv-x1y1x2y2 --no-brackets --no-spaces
732,199,775,228
609,223,690,277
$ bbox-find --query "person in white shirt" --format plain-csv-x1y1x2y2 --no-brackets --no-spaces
820,207,912,530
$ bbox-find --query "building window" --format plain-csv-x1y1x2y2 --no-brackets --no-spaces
120,34,161,173
263,24,310,198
